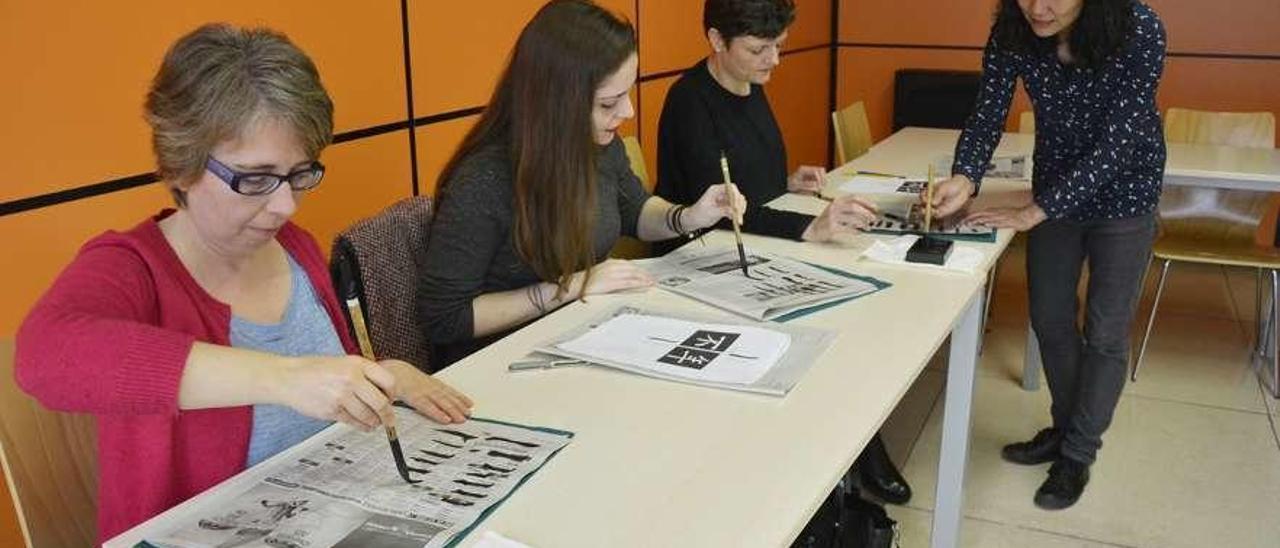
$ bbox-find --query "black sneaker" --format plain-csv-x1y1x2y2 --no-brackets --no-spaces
1034,458,1090,510
1001,428,1062,465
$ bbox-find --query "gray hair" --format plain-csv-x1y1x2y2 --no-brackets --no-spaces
144,23,334,205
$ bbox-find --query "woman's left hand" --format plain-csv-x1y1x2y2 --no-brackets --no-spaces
380,359,474,424
787,165,826,194
685,183,748,229
964,203,1047,232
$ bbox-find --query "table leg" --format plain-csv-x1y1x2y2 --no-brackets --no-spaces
930,290,982,548
1022,325,1041,391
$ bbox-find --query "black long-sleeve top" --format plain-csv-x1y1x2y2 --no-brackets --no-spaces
954,1,1167,221
417,137,650,367
655,60,813,249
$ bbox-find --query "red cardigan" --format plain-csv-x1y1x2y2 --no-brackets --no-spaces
14,211,357,542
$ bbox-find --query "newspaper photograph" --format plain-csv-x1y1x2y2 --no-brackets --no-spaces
635,247,884,321
932,153,1030,180
139,411,572,548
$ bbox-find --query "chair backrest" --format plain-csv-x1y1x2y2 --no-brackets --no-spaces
1018,111,1035,134
0,339,98,548
832,101,872,165
613,136,651,259
331,196,436,372
892,69,981,132
1164,108,1275,148
1158,109,1278,246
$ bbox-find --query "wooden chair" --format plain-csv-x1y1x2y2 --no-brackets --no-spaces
1133,109,1279,396
832,101,873,165
611,136,651,259
1018,111,1035,134
331,196,436,372
0,339,99,548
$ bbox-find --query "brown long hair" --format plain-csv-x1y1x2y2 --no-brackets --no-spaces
436,0,636,295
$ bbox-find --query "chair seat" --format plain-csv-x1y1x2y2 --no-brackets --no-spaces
1154,236,1280,268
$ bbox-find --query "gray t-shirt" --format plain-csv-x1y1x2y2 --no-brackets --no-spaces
418,136,651,367
231,253,344,467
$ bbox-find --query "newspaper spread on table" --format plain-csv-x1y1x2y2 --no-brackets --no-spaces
932,153,1030,180
634,246,882,321
137,411,572,548
536,303,838,396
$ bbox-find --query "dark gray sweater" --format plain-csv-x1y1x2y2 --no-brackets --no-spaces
418,137,650,367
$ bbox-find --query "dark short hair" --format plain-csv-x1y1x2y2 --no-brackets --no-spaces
703,0,796,43
992,0,1134,68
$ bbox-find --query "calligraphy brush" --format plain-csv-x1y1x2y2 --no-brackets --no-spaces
719,151,751,278
337,258,422,484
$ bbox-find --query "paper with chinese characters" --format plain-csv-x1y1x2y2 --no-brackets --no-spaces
555,313,790,385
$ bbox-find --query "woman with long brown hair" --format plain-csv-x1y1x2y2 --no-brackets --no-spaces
419,0,745,367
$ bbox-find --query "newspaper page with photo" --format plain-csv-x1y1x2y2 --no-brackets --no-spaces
131,410,571,548
634,247,884,321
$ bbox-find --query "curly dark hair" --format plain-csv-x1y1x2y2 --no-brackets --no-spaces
703,0,796,43
992,0,1135,68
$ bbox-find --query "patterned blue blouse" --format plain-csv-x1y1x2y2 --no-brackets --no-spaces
953,1,1167,221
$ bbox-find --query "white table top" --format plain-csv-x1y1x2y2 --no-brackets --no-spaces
437,230,989,547
106,225,1000,548
854,127,1280,191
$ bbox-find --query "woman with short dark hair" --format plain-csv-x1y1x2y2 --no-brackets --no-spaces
931,0,1166,510
655,0,878,253
15,24,472,541
654,0,912,506
419,0,746,368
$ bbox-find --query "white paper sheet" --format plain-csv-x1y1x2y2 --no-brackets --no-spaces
835,174,916,195
555,314,790,385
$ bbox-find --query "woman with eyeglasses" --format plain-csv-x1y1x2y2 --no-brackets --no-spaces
15,24,471,542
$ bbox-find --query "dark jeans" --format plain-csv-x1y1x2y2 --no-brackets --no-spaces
1026,213,1156,465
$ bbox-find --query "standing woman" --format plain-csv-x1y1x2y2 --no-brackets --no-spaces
655,0,909,506
931,0,1166,509
15,24,471,541
418,0,745,367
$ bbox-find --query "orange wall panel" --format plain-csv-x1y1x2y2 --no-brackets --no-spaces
416,115,481,198
788,0,835,50
768,49,833,170
639,0,708,75
1159,58,1280,142
1146,0,1280,55
292,133,414,254
639,76,678,186
841,0,1280,56
0,0,405,204
0,185,173,336
412,0,636,116
840,0,995,46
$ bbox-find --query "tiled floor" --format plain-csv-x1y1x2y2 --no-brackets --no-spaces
879,240,1280,547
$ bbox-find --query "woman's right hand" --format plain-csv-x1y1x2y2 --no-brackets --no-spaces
275,355,399,431
925,175,976,218
576,259,655,298
802,195,879,242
